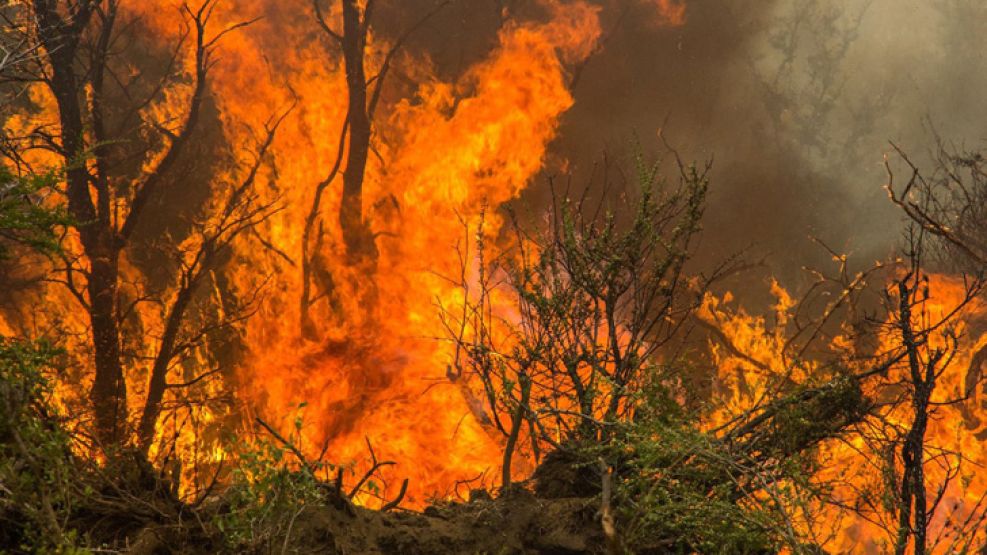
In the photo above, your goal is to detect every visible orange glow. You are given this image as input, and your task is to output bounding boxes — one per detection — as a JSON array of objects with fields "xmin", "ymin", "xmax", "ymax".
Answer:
[
  {"xmin": 701, "ymin": 275, "xmax": 987, "ymax": 553},
  {"xmin": 124, "ymin": 0, "xmax": 618, "ymax": 506}
]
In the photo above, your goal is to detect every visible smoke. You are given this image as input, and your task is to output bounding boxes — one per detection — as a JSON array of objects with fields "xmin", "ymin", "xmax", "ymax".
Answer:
[{"xmin": 513, "ymin": 0, "xmax": 987, "ymax": 296}]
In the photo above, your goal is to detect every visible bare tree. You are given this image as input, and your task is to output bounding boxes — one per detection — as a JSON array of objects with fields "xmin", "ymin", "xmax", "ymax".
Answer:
[
  {"xmin": 443, "ymin": 154, "xmax": 715, "ymax": 487},
  {"xmin": 887, "ymin": 141, "xmax": 987, "ymax": 272},
  {"xmin": 884, "ymin": 145, "xmax": 987, "ymax": 552},
  {"xmin": 888, "ymin": 241, "xmax": 951, "ymax": 555}
]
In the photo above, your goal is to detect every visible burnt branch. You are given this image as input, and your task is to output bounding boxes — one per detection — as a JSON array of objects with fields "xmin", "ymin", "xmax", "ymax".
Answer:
[{"xmin": 121, "ymin": 0, "xmax": 258, "ymax": 242}]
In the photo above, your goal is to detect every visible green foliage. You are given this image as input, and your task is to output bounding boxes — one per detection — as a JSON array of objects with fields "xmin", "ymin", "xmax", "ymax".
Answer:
[
  {"xmin": 214, "ymin": 416, "xmax": 329, "ymax": 551},
  {"xmin": 0, "ymin": 166, "xmax": 69, "ymax": 258},
  {"xmin": 0, "ymin": 337, "xmax": 88, "ymax": 554},
  {"xmin": 758, "ymin": 375, "xmax": 869, "ymax": 458},
  {"xmin": 613, "ymin": 424, "xmax": 778, "ymax": 554},
  {"xmin": 595, "ymin": 372, "xmax": 821, "ymax": 554}
]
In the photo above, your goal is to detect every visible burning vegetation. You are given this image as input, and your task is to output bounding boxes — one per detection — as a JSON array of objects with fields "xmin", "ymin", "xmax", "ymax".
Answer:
[{"xmin": 2, "ymin": 0, "xmax": 987, "ymax": 553}]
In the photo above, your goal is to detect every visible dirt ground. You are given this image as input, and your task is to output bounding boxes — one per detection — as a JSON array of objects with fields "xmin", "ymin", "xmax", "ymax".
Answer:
[{"xmin": 125, "ymin": 486, "xmax": 605, "ymax": 554}]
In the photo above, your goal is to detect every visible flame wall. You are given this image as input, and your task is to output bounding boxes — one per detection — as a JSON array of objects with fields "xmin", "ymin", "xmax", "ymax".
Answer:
[{"xmin": 122, "ymin": 0, "xmax": 688, "ymax": 505}]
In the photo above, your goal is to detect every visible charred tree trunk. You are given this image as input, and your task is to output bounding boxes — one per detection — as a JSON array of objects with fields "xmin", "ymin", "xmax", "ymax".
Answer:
[
  {"xmin": 30, "ymin": 0, "xmax": 218, "ymax": 449},
  {"xmin": 34, "ymin": 0, "xmax": 129, "ymax": 447},
  {"xmin": 894, "ymin": 278, "xmax": 938, "ymax": 555},
  {"xmin": 302, "ymin": 1, "xmax": 445, "ymax": 332},
  {"xmin": 339, "ymin": 0, "xmax": 376, "ymax": 262},
  {"xmin": 87, "ymin": 251, "xmax": 127, "ymax": 446},
  {"xmin": 300, "ymin": 0, "xmax": 376, "ymax": 337},
  {"xmin": 137, "ymin": 286, "xmax": 194, "ymax": 448}
]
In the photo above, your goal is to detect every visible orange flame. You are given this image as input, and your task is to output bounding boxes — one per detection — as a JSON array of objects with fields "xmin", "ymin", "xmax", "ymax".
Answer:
[
  {"xmin": 643, "ymin": 0, "xmax": 687, "ymax": 27},
  {"xmin": 703, "ymin": 275, "xmax": 987, "ymax": 553},
  {"xmin": 6, "ymin": 0, "xmax": 688, "ymax": 507},
  {"xmin": 232, "ymin": 0, "xmax": 602, "ymax": 506},
  {"xmin": 123, "ymin": 0, "xmax": 618, "ymax": 505}
]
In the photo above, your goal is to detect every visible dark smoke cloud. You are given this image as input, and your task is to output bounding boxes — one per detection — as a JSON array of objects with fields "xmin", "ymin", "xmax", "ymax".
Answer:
[{"xmin": 522, "ymin": 0, "xmax": 987, "ymax": 297}]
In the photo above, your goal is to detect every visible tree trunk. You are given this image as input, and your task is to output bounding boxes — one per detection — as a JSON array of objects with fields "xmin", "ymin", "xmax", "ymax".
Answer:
[
  {"xmin": 339, "ymin": 0, "xmax": 376, "ymax": 262},
  {"xmin": 37, "ymin": 1, "xmax": 128, "ymax": 448},
  {"xmin": 894, "ymin": 279, "xmax": 932, "ymax": 555},
  {"xmin": 88, "ymin": 250, "xmax": 127, "ymax": 446},
  {"xmin": 138, "ymin": 285, "xmax": 194, "ymax": 449}
]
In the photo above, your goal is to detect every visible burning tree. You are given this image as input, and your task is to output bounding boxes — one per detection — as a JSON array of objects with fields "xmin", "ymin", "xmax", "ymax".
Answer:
[
  {"xmin": 0, "ymin": 0, "xmax": 282, "ymax": 456},
  {"xmin": 883, "ymin": 141, "xmax": 987, "ymax": 553},
  {"xmin": 300, "ymin": 0, "xmax": 446, "ymax": 336},
  {"xmin": 0, "ymin": 0, "xmax": 640, "ymax": 510},
  {"xmin": 438, "ymin": 140, "xmax": 987, "ymax": 550},
  {"xmin": 885, "ymin": 237, "xmax": 980, "ymax": 555},
  {"xmin": 442, "ymin": 148, "xmax": 987, "ymax": 551},
  {"xmin": 696, "ymin": 224, "xmax": 987, "ymax": 552}
]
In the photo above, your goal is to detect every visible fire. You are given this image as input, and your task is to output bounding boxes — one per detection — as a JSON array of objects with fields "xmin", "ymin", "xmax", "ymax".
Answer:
[
  {"xmin": 113, "ymin": 0, "xmax": 647, "ymax": 506},
  {"xmin": 8, "ymin": 1, "xmax": 987, "ymax": 550},
  {"xmin": 226, "ymin": 0, "xmax": 602, "ymax": 506},
  {"xmin": 642, "ymin": 0, "xmax": 687, "ymax": 27},
  {"xmin": 702, "ymin": 274, "xmax": 987, "ymax": 553}
]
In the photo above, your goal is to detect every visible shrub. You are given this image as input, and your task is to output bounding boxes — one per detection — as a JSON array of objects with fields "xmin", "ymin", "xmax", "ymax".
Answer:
[
  {"xmin": 597, "ymin": 371, "xmax": 832, "ymax": 554},
  {"xmin": 214, "ymin": 417, "xmax": 329, "ymax": 551},
  {"xmin": 0, "ymin": 337, "xmax": 87, "ymax": 553}
]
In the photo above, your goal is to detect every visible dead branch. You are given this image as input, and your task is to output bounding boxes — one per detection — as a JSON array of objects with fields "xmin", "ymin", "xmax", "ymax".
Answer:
[
  {"xmin": 348, "ymin": 437, "xmax": 396, "ymax": 498},
  {"xmin": 380, "ymin": 478, "xmax": 408, "ymax": 512}
]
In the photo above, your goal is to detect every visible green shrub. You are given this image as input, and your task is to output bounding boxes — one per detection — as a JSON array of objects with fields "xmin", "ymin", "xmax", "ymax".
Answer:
[
  {"xmin": 0, "ymin": 166, "xmax": 69, "ymax": 258},
  {"xmin": 595, "ymin": 372, "xmax": 824, "ymax": 554},
  {"xmin": 0, "ymin": 338, "xmax": 88, "ymax": 554},
  {"xmin": 213, "ymin": 415, "xmax": 329, "ymax": 551}
]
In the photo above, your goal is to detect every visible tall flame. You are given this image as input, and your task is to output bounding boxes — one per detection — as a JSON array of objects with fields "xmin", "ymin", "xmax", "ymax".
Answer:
[{"xmin": 123, "ymin": 0, "xmax": 615, "ymax": 505}]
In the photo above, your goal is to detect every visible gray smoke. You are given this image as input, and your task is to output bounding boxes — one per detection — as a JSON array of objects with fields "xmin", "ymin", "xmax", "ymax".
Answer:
[{"xmin": 522, "ymin": 0, "xmax": 987, "ymax": 297}]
